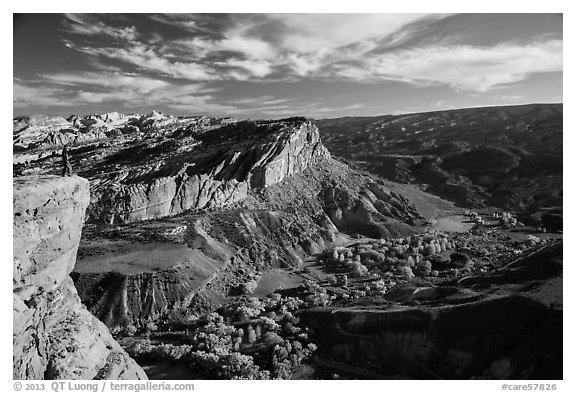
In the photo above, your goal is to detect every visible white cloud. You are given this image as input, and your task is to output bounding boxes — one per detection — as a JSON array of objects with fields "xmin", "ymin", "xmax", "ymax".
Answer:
[
  {"xmin": 496, "ymin": 95, "xmax": 524, "ymax": 101},
  {"xmin": 361, "ymin": 40, "xmax": 563, "ymax": 91},
  {"xmin": 224, "ymin": 59, "xmax": 273, "ymax": 78},
  {"xmin": 64, "ymin": 14, "xmax": 138, "ymax": 41},
  {"xmin": 20, "ymin": 13, "xmax": 562, "ymax": 115},
  {"xmin": 218, "ymin": 34, "xmax": 276, "ymax": 60},
  {"xmin": 15, "ymin": 71, "xmax": 219, "ymax": 111},
  {"xmin": 13, "ymin": 82, "xmax": 74, "ymax": 107},
  {"xmin": 42, "ymin": 71, "xmax": 170, "ymax": 93},
  {"xmin": 75, "ymin": 43, "xmax": 217, "ymax": 81},
  {"xmin": 225, "ymin": 95, "xmax": 295, "ymax": 106},
  {"xmin": 60, "ymin": 13, "xmax": 563, "ymax": 93},
  {"xmin": 173, "ymin": 14, "xmax": 446, "ymax": 79},
  {"xmin": 179, "ymin": 14, "xmax": 562, "ymax": 91},
  {"xmin": 285, "ymin": 53, "xmax": 325, "ymax": 77},
  {"xmin": 269, "ymin": 14, "xmax": 446, "ymax": 54}
]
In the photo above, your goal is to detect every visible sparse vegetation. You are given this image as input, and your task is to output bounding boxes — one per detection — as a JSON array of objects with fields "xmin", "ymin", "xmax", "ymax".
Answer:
[{"xmin": 127, "ymin": 293, "xmax": 317, "ymax": 379}]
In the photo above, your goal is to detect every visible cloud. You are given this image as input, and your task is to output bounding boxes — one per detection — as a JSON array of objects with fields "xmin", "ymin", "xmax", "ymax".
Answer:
[
  {"xmin": 13, "ymin": 82, "xmax": 74, "ymax": 108},
  {"xmin": 225, "ymin": 95, "xmax": 294, "ymax": 106},
  {"xmin": 63, "ymin": 14, "xmax": 138, "ymax": 41},
  {"xmin": 16, "ymin": 14, "xmax": 563, "ymax": 116},
  {"xmin": 103, "ymin": 45, "xmax": 216, "ymax": 81},
  {"xmin": 224, "ymin": 59, "xmax": 273, "ymax": 78},
  {"xmin": 63, "ymin": 16, "xmax": 218, "ymax": 82},
  {"xmin": 496, "ymin": 95, "xmax": 524, "ymax": 101},
  {"xmin": 147, "ymin": 14, "xmax": 562, "ymax": 92},
  {"xmin": 14, "ymin": 74, "xmax": 361, "ymax": 117},
  {"xmin": 42, "ymin": 71, "xmax": 171, "ymax": 93},
  {"xmin": 15, "ymin": 71, "xmax": 220, "ymax": 112},
  {"xmin": 358, "ymin": 40, "xmax": 563, "ymax": 91},
  {"xmin": 171, "ymin": 14, "xmax": 446, "ymax": 79},
  {"xmin": 268, "ymin": 14, "xmax": 448, "ymax": 54},
  {"xmin": 68, "ymin": 41, "xmax": 217, "ymax": 81},
  {"xmin": 59, "ymin": 14, "xmax": 563, "ymax": 92}
]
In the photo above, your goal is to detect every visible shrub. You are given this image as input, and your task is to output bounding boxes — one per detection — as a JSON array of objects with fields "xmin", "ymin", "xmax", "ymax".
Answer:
[
  {"xmin": 247, "ymin": 328, "xmax": 257, "ymax": 344},
  {"xmin": 397, "ymin": 265, "xmax": 415, "ymax": 279},
  {"xmin": 371, "ymin": 279, "xmax": 387, "ymax": 293},
  {"xmin": 189, "ymin": 350, "xmax": 270, "ymax": 380},
  {"xmin": 260, "ymin": 316, "xmax": 280, "ymax": 332},
  {"xmin": 415, "ymin": 260, "xmax": 432, "ymax": 277},
  {"xmin": 123, "ymin": 324, "xmax": 137, "ymax": 336},
  {"xmin": 351, "ymin": 261, "xmax": 368, "ymax": 277},
  {"xmin": 337, "ymin": 274, "xmax": 348, "ymax": 287},
  {"xmin": 406, "ymin": 255, "xmax": 415, "ymax": 267},
  {"xmin": 241, "ymin": 280, "xmax": 258, "ymax": 294},
  {"xmin": 264, "ymin": 331, "xmax": 283, "ymax": 345},
  {"xmin": 450, "ymin": 252, "xmax": 470, "ymax": 267},
  {"xmin": 332, "ymin": 249, "xmax": 339, "ymax": 261}
]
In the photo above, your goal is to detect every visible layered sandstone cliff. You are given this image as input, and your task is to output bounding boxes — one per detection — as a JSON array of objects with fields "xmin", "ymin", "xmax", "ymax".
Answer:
[
  {"xmin": 13, "ymin": 175, "xmax": 146, "ymax": 380},
  {"xmin": 85, "ymin": 120, "xmax": 330, "ymax": 224}
]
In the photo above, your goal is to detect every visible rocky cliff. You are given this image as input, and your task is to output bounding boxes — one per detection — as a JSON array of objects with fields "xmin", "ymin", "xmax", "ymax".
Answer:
[
  {"xmin": 13, "ymin": 175, "xmax": 146, "ymax": 380},
  {"xmin": 86, "ymin": 120, "xmax": 330, "ymax": 224},
  {"xmin": 14, "ymin": 117, "xmax": 330, "ymax": 224}
]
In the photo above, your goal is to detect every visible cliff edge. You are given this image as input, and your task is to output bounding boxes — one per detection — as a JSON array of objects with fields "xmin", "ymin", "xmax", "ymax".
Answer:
[{"xmin": 13, "ymin": 175, "xmax": 147, "ymax": 380}]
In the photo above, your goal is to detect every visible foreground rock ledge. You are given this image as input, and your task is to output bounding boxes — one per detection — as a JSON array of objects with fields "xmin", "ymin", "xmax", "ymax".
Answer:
[{"xmin": 13, "ymin": 175, "xmax": 147, "ymax": 380}]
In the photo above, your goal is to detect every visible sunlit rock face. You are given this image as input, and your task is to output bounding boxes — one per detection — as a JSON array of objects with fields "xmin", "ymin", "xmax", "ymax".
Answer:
[
  {"xmin": 14, "ymin": 116, "xmax": 330, "ymax": 224},
  {"xmin": 13, "ymin": 175, "xmax": 147, "ymax": 380},
  {"xmin": 87, "ymin": 121, "xmax": 330, "ymax": 224}
]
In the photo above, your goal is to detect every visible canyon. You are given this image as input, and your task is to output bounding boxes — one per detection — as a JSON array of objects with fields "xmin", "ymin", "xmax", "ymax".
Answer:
[{"xmin": 13, "ymin": 106, "xmax": 562, "ymax": 379}]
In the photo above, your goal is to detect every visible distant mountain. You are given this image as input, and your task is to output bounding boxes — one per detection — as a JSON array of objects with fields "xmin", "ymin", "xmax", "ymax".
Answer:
[{"xmin": 316, "ymin": 104, "xmax": 562, "ymax": 225}]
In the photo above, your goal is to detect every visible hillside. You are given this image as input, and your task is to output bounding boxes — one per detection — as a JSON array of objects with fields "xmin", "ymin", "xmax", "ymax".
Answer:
[{"xmin": 316, "ymin": 104, "xmax": 562, "ymax": 228}]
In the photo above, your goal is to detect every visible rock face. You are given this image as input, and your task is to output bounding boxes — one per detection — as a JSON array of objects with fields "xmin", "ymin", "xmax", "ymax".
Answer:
[
  {"xmin": 13, "ymin": 175, "xmax": 147, "ymax": 380},
  {"xmin": 14, "ymin": 117, "xmax": 330, "ymax": 224},
  {"xmin": 13, "ymin": 112, "xmax": 233, "ymax": 151},
  {"xmin": 13, "ymin": 115, "xmax": 73, "ymax": 148},
  {"xmin": 87, "ymin": 121, "xmax": 329, "ymax": 224}
]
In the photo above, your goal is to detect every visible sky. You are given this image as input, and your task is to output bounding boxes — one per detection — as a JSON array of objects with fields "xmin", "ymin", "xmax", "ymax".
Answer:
[{"xmin": 13, "ymin": 13, "xmax": 563, "ymax": 119}]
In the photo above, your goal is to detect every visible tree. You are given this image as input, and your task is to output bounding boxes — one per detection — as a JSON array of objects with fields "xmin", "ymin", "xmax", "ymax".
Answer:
[
  {"xmin": 351, "ymin": 261, "xmax": 368, "ymax": 277},
  {"xmin": 241, "ymin": 280, "xmax": 258, "ymax": 294},
  {"xmin": 247, "ymin": 326, "xmax": 257, "ymax": 344}
]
